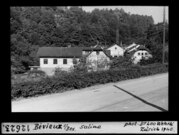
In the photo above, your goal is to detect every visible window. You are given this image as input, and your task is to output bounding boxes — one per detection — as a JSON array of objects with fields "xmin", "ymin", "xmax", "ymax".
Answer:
[
  {"xmin": 44, "ymin": 59, "xmax": 48, "ymax": 64},
  {"xmin": 53, "ymin": 59, "xmax": 57, "ymax": 64},
  {"xmin": 141, "ymin": 53, "xmax": 143, "ymax": 55},
  {"xmin": 138, "ymin": 52, "xmax": 140, "ymax": 55},
  {"xmin": 145, "ymin": 52, "xmax": 148, "ymax": 55},
  {"xmin": 115, "ymin": 47, "xmax": 117, "ymax": 50},
  {"xmin": 63, "ymin": 59, "xmax": 67, "ymax": 64}
]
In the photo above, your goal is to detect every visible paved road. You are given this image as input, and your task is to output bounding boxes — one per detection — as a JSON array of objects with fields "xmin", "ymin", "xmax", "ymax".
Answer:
[{"xmin": 12, "ymin": 73, "xmax": 168, "ymax": 112}]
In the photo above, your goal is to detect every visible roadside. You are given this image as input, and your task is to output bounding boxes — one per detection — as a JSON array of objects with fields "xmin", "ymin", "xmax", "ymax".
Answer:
[
  {"xmin": 12, "ymin": 73, "xmax": 167, "ymax": 102},
  {"xmin": 12, "ymin": 73, "xmax": 168, "ymax": 112}
]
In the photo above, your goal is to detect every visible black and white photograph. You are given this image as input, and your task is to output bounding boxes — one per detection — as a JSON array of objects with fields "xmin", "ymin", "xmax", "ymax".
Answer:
[{"xmin": 11, "ymin": 6, "xmax": 169, "ymax": 112}]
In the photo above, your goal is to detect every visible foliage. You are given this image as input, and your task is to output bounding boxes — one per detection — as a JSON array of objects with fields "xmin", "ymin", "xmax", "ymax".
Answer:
[
  {"xmin": 110, "ymin": 56, "xmax": 133, "ymax": 70},
  {"xmin": 27, "ymin": 70, "xmax": 46, "ymax": 78},
  {"xmin": 73, "ymin": 57, "xmax": 88, "ymax": 73},
  {"xmin": 54, "ymin": 67, "xmax": 69, "ymax": 77},
  {"xmin": 139, "ymin": 57, "xmax": 154, "ymax": 65},
  {"xmin": 10, "ymin": 6, "xmax": 167, "ymax": 74},
  {"xmin": 11, "ymin": 63, "xmax": 168, "ymax": 100}
]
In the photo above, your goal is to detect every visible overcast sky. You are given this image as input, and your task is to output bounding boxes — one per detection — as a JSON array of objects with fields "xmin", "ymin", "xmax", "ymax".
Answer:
[{"xmin": 81, "ymin": 6, "xmax": 168, "ymax": 24}]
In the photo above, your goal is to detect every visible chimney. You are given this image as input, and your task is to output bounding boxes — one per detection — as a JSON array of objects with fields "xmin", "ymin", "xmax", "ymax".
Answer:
[{"xmin": 120, "ymin": 41, "xmax": 123, "ymax": 47}]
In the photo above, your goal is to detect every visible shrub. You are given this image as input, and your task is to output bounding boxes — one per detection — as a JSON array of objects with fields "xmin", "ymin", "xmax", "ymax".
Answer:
[
  {"xmin": 54, "ymin": 67, "xmax": 69, "ymax": 77},
  {"xmin": 11, "ymin": 63, "xmax": 168, "ymax": 100},
  {"xmin": 73, "ymin": 57, "xmax": 88, "ymax": 74},
  {"xmin": 110, "ymin": 56, "xmax": 133, "ymax": 70},
  {"xmin": 27, "ymin": 70, "xmax": 46, "ymax": 78},
  {"xmin": 139, "ymin": 57, "xmax": 155, "ymax": 66}
]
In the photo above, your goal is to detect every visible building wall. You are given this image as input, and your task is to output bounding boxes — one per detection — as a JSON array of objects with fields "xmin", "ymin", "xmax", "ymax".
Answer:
[
  {"xmin": 132, "ymin": 50, "xmax": 152, "ymax": 64},
  {"xmin": 82, "ymin": 50, "xmax": 91, "ymax": 55},
  {"xmin": 40, "ymin": 58, "xmax": 79, "ymax": 75},
  {"xmin": 86, "ymin": 51, "xmax": 110, "ymax": 71},
  {"xmin": 107, "ymin": 44, "xmax": 124, "ymax": 57}
]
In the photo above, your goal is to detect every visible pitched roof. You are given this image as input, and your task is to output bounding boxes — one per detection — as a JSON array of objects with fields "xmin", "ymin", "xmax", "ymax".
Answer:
[
  {"xmin": 125, "ymin": 43, "xmax": 151, "ymax": 53},
  {"xmin": 37, "ymin": 47, "xmax": 83, "ymax": 58},
  {"xmin": 125, "ymin": 47, "xmax": 152, "ymax": 58},
  {"xmin": 137, "ymin": 45, "xmax": 151, "ymax": 53},
  {"xmin": 103, "ymin": 50, "xmax": 111, "ymax": 58},
  {"xmin": 124, "ymin": 43, "xmax": 137, "ymax": 50},
  {"xmin": 107, "ymin": 44, "xmax": 123, "ymax": 49},
  {"xmin": 37, "ymin": 46, "xmax": 111, "ymax": 58}
]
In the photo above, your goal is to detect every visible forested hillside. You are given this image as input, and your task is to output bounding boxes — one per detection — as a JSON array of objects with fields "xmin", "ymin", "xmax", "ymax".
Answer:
[{"xmin": 10, "ymin": 6, "xmax": 168, "ymax": 74}]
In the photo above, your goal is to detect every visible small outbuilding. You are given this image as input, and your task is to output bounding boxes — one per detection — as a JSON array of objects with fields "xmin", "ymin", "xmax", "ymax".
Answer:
[{"xmin": 106, "ymin": 44, "xmax": 124, "ymax": 57}]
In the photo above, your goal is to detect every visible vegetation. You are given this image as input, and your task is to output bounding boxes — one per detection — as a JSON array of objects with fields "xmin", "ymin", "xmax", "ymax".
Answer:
[
  {"xmin": 11, "ymin": 70, "xmax": 46, "ymax": 85},
  {"xmin": 11, "ymin": 7, "xmax": 169, "ymax": 100},
  {"xmin": 10, "ymin": 6, "xmax": 168, "ymax": 74},
  {"xmin": 11, "ymin": 63, "xmax": 168, "ymax": 100},
  {"xmin": 110, "ymin": 56, "xmax": 133, "ymax": 70}
]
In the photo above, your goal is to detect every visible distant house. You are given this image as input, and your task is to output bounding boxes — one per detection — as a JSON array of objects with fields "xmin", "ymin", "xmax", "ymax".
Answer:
[
  {"xmin": 37, "ymin": 47, "xmax": 83, "ymax": 75},
  {"xmin": 84, "ymin": 45, "xmax": 111, "ymax": 72},
  {"xmin": 125, "ymin": 43, "xmax": 152, "ymax": 64},
  {"xmin": 106, "ymin": 44, "xmax": 124, "ymax": 57},
  {"xmin": 37, "ymin": 46, "xmax": 111, "ymax": 75}
]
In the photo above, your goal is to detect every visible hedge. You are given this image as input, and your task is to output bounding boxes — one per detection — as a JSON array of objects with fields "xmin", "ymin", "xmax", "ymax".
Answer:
[{"xmin": 11, "ymin": 63, "xmax": 168, "ymax": 100}]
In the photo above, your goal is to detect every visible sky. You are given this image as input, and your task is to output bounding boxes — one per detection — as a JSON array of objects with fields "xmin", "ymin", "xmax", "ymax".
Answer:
[{"xmin": 81, "ymin": 6, "xmax": 169, "ymax": 24}]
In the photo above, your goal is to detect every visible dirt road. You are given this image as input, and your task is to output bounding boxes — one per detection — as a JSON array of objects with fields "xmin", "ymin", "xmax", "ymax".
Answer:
[{"xmin": 12, "ymin": 73, "xmax": 168, "ymax": 112}]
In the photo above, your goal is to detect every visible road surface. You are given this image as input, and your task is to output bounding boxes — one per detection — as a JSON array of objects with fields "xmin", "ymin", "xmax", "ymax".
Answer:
[{"xmin": 12, "ymin": 73, "xmax": 168, "ymax": 112}]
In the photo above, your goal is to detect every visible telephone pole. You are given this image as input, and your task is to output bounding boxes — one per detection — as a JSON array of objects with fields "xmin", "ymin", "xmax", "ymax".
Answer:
[
  {"xmin": 116, "ymin": 15, "xmax": 119, "ymax": 45},
  {"xmin": 162, "ymin": 6, "xmax": 166, "ymax": 64}
]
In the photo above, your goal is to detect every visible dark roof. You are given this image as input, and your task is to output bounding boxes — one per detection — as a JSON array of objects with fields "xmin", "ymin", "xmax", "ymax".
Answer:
[
  {"xmin": 103, "ymin": 50, "xmax": 111, "ymax": 58},
  {"xmin": 137, "ymin": 45, "xmax": 151, "ymax": 53},
  {"xmin": 37, "ymin": 47, "xmax": 83, "ymax": 58},
  {"xmin": 37, "ymin": 46, "xmax": 111, "ymax": 58},
  {"xmin": 137, "ymin": 45, "xmax": 147, "ymax": 50}
]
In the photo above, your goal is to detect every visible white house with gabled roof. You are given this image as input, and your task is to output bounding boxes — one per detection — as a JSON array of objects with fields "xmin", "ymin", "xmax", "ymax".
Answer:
[
  {"xmin": 106, "ymin": 44, "xmax": 124, "ymax": 57},
  {"xmin": 124, "ymin": 43, "xmax": 152, "ymax": 64},
  {"xmin": 37, "ymin": 47, "xmax": 83, "ymax": 75},
  {"xmin": 85, "ymin": 45, "xmax": 111, "ymax": 72},
  {"xmin": 37, "ymin": 45, "xmax": 111, "ymax": 75}
]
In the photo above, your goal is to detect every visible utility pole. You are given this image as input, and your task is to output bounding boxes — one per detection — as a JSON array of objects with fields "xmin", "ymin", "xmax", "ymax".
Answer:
[
  {"xmin": 162, "ymin": 6, "xmax": 166, "ymax": 64},
  {"xmin": 116, "ymin": 15, "xmax": 119, "ymax": 45},
  {"xmin": 114, "ymin": 10, "xmax": 120, "ymax": 45}
]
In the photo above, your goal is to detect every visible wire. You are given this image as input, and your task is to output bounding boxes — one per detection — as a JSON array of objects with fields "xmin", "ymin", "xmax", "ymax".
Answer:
[{"xmin": 132, "ymin": 30, "xmax": 165, "ymax": 39}]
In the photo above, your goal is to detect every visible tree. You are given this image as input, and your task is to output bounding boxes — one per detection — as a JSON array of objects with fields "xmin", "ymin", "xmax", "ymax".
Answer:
[{"xmin": 10, "ymin": 6, "xmax": 157, "ymax": 74}]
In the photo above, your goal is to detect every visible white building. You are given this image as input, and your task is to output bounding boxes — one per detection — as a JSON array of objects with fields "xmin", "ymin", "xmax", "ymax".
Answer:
[
  {"xmin": 85, "ymin": 46, "xmax": 111, "ymax": 71},
  {"xmin": 125, "ymin": 43, "xmax": 152, "ymax": 64},
  {"xmin": 106, "ymin": 44, "xmax": 124, "ymax": 57},
  {"xmin": 131, "ymin": 50, "xmax": 152, "ymax": 64},
  {"xmin": 37, "ymin": 46, "xmax": 111, "ymax": 75},
  {"xmin": 37, "ymin": 47, "xmax": 82, "ymax": 75}
]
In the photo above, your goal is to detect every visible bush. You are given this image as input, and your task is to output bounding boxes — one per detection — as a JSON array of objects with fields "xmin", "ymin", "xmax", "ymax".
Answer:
[
  {"xmin": 27, "ymin": 70, "xmax": 46, "ymax": 78},
  {"xmin": 72, "ymin": 57, "xmax": 88, "ymax": 74},
  {"xmin": 54, "ymin": 67, "xmax": 69, "ymax": 77},
  {"xmin": 110, "ymin": 56, "xmax": 133, "ymax": 70},
  {"xmin": 11, "ymin": 63, "xmax": 168, "ymax": 100},
  {"xmin": 139, "ymin": 57, "xmax": 155, "ymax": 66}
]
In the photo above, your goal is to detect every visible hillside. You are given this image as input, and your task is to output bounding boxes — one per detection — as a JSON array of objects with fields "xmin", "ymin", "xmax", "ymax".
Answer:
[{"xmin": 10, "ymin": 6, "xmax": 168, "ymax": 74}]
